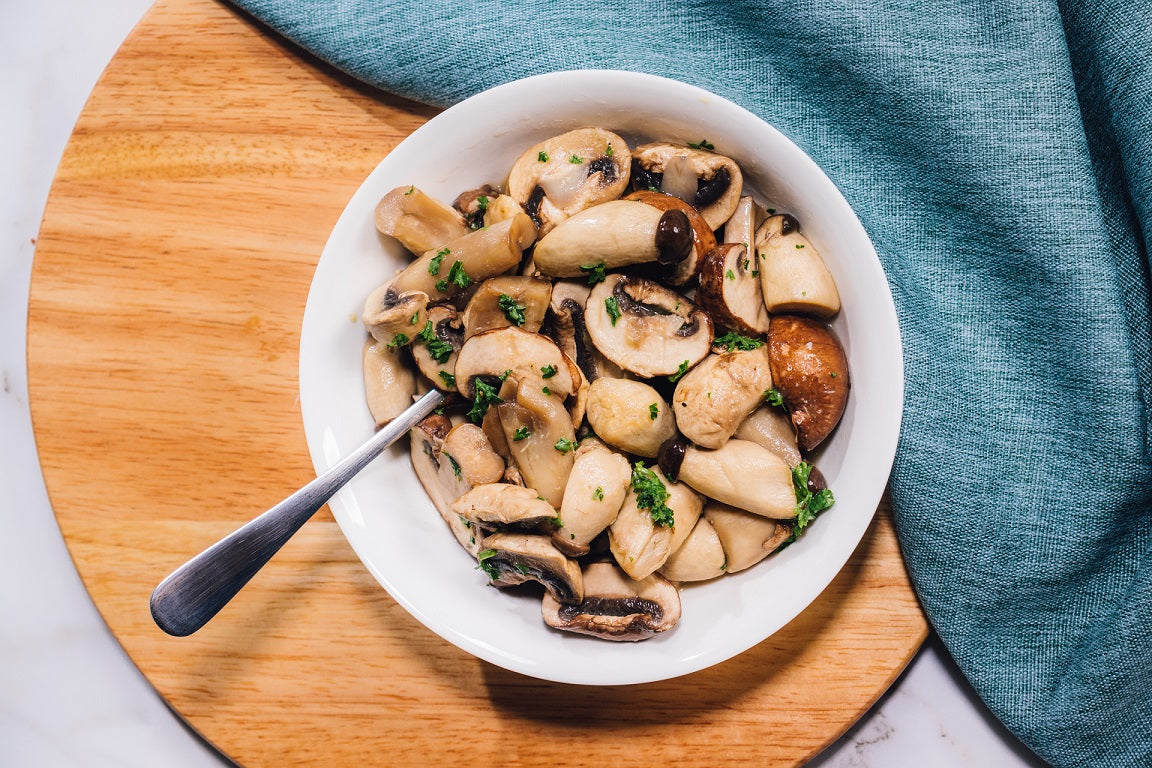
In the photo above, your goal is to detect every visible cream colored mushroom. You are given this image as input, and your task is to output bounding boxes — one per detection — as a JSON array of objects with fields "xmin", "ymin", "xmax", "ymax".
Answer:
[
  {"xmin": 695, "ymin": 243, "xmax": 771, "ymax": 335},
  {"xmin": 362, "ymin": 283, "xmax": 428, "ymax": 347},
  {"xmin": 545, "ymin": 280, "xmax": 624, "ymax": 383},
  {"xmin": 451, "ymin": 483, "xmax": 559, "ymax": 531},
  {"xmin": 542, "ymin": 562, "xmax": 681, "ymax": 641},
  {"xmin": 631, "ymin": 142, "xmax": 743, "ymax": 230},
  {"xmin": 659, "ymin": 438, "xmax": 795, "ymax": 519},
  {"xmin": 410, "ymin": 304, "xmax": 464, "ymax": 391},
  {"xmin": 374, "ymin": 186, "xmax": 470, "ymax": 255},
  {"xmin": 585, "ymin": 378, "xmax": 676, "ymax": 458},
  {"xmin": 454, "ymin": 326, "xmax": 580, "ymax": 401},
  {"xmin": 552, "ymin": 440, "xmax": 630, "ymax": 556},
  {"xmin": 462, "ymin": 276, "xmax": 553, "ymax": 339},
  {"xmin": 608, "ymin": 463, "xmax": 702, "ymax": 580},
  {"xmin": 722, "ymin": 195, "xmax": 768, "ymax": 253},
  {"xmin": 659, "ymin": 515, "xmax": 726, "ymax": 582},
  {"xmin": 755, "ymin": 214, "xmax": 841, "ymax": 318},
  {"xmin": 704, "ymin": 502, "xmax": 792, "ymax": 573},
  {"xmin": 362, "ymin": 337, "xmax": 417, "ymax": 427},
  {"xmin": 733, "ymin": 404, "xmax": 801, "ymax": 467},
  {"xmin": 477, "ymin": 533, "xmax": 583, "ymax": 604},
  {"xmin": 494, "ymin": 377, "xmax": 577, "ymax": 509},
  {"xmin": 672, "ymin": 344, "xmax": 773, "ymax": 449}
]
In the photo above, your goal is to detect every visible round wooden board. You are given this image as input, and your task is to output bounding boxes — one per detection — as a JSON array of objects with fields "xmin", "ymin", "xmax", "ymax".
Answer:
[{"xmin": 27, "ymin": 0, "xmax": 928, "ymax": 765}]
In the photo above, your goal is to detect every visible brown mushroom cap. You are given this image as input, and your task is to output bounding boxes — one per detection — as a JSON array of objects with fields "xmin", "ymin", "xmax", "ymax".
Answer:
[
  {"xmin": 584, "ymin": 274, "xmax": 714, "ymax": 378},
  {"xmin": 631, "ymin": 142, "xmax": 743, "ymax": 230},
  {"xmin": 767, "ymin": 314, "xmax": 850, "ymax": 453},
  {"xmin": 541, "ymin": 561, "xmax": 681, "ymax": 641},
  {"xmin": 623, "ymin": 190, "xmax": 717, "ymax": 286},
  {"xmin": 695, "ymin": 243, "xmax": 771, "ymax": 336}
]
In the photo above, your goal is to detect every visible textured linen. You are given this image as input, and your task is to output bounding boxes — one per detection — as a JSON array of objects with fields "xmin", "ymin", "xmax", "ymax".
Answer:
[{"xmin": 227, "ymin": 0, "xmax": 1152, "ymax": 764}]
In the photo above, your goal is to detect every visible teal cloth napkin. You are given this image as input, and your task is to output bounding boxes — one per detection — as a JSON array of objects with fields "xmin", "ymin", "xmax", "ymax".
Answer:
[{"xmin": 228, "ymin": 0, "xmax": 1151, "ymax": 764}]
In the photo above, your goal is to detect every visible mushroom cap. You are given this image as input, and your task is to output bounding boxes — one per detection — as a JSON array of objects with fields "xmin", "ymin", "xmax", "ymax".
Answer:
[
  {"xmin": 631, "ymin": 142, "xmax": 743, "ymax": 230},
  {"xmin": 659, "ymin": 515, "xmax": 727, "ymax": 582},
  {"xmin": 477, "ymin": 533, "xmax": 583, "ymax": 604},
  {"xmin": 410, "ymin": 304, "xmax": 464, "ymax": 391},
  {"xmin": 362, "ymin": 284, "xmax": 428, "ymax": 347},
  {"xmin": 362, "ymin": 337, "xmax": 417, "ymax": 428},
  {"xmin": 507, "ymin": 128, "xmax": 631, "ymax": 235},
  {"xmin": 677, "ymin": 439, "xmax": 796, "ymax": 519},
  {"xmin": 451, "ymin": 482, "xmax": 559, "ymax": 531},
  {"xmin": 544, "ymin": 280, "xmax": 624, "ymax": 384},
  {"xmin": 767, "ymin": 314, "xmax": 850, "ymax": 453},
  {"xmin": 374, "ymin": 185, "xmax": 470, "ymax": 255},
  {"xmin": 585, "ymin": 378, "xmax": 677, "ymax": 458},
  {"xmin": 703, "ymin": 501, "xmax": 792, "ymax": 573},
  {"xmin": 623, "ymin": 190, "xmax": 717, "ymax": 286},
  {"xmin": 553, "ymin": 444, "xmax": 631, "ymax": 556},
  {"xmin": 462, "ymin": 276, "xmax": 553, "ymax": 340},
  {"xmin": 672, "ymin": 345, "xmax": 774, "ymax": 450},
  {"xmin": 454, "ymin": 326, "xmax": 579, "ymax": 400},
  {"xmin": 695, "ymin": 243, "xmax": 771, "ymax": 336},
  {"xmin": 541, "ymin": 561, "xmax": 681, "ymax": 641},
  {"xmin": 584, "ymin": 274, "xmax": 713, "ymax": 378}
]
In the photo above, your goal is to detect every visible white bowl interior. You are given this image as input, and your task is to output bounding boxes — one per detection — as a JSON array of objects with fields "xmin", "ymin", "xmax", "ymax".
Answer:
[{"xmin": 299, "ymin": 70, "xmax": 903, "ymax": 685}]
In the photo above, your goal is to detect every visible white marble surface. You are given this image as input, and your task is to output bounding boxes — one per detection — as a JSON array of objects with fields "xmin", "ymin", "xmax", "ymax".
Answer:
[{"xmin": 0, "ymin": 2, "xmax": 1049, "ymax": 766}]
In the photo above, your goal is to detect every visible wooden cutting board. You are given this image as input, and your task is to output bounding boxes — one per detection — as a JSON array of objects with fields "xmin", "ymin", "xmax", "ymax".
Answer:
[{"xmin": 26, "ymin": 0, "xmax": 928, "ymax": 765}]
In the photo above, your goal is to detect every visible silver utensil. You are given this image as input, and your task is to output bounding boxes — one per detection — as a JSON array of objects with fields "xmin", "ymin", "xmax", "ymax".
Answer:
[{"xmin": 149, "ymin": 388, "xmax": 447, "ymax": 636}]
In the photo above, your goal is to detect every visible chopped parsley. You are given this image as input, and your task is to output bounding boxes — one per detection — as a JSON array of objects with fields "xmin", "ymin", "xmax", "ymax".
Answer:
[
  {"xmin": 795, "ymin": 243, "xmax": 805, "ymax": 249},
  {"xmin": 467, "ymin": 377, "xmax": 504, "ymax": 423},
  {"xmin": 593, "ymin": 486, "xmax": 604, "ymax": 501},
  {"xmin": 445, "ymin": 452, "xmax": 461, "ymax": 477},
  {"xmin": 498, "ymin": 293, "xmax": 527, "ymax": 326},
  {"xmin": 687, "ymin": 138, "xmax": 715, "ymax": 151},
  {"xmin": 467, "ymin": 195, "xmax": 490, "ymax": 230},
  {"xmin": 428, "ymin": 247, "xmax": 448, "ymax": 275},
  {"xmin": 435, "ymin": 260, "xmax": 471, "ymax": 292},
  {"xmin": 725, "ymin": 269, "xmax": 736, "ymax": 280},
  {"xmin": 569, "ymin": 154, "xmax": 583, "ymax": 164},
  {"xmin": 579, "ymin": 262, "xmax": 606, "ymax": 285},
  {"xmin": 542, "ymin": 385, "xmax": 552, "ymax": 396},
  {"xmin": 387, "ymin": 333, "xmax": 409, "ymax": 348},
  {"xmin": 788, "ymin": 462, "xmax": 835, "ymax": 542},
  {"xmin": 764, "ymin": 387, "xmax": 785, "ymax": 408},
  {"xmin": 605, "ymin": 144, "xmax": 614, "ymax": 156},
  {"xmin": 713, "ymin": 331, "xmax": 764, "ymax": 351},
  {"xmin": 404, "ymin": 185, "xmax": 415, "ymax": 196},
  {"xmin": 540, "ymin": 364, "xmax": 557, "ymax": 378},
  {"xmin": 512, "ymin": 426, "xmax": 531, "ymax": 441},
  {"xmin": 409, "ymin": 311, "xmax": 420, "ymax": 325},
  {"xmin": 476, "ymin": 549, "xmax": 500, "ymax": 579},
  {"xmin": 553, "ymin": 437, "xmax": 578, "ymax": 455},
  {"xmin": 630, "ymin": 461, "xmax": 674, "ymax": 528},
  {"xmin": 604, "ymin": 296, "xmax": 621, "ymax": 326},
  {"xmin": 418, "ymin": 320, "xmax": 454, "ymax": 363},
  {"xmin": 537, "ymin": 151, "xmax": 549, "ymax": 162},
  {"xmin": 649, "ymin": 403, "xmax": 659, "ymax": 420},
  {"xmin": 438, "ymin": 370, "xmax": 456, "ymax": 388},
  {"xmin": 667, "ymin": 360, "xmax": 691, "ymax": 383}
]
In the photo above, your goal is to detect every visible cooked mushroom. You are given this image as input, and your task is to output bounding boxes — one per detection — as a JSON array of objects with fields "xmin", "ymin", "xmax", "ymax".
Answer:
[
  {"xmin": 462, "ymin": 276, "xmax": 553, "ymax": 339},
  {"xmin": 659, "ymin": 515, "xmax": 726, "ymax": 582},
  {"xmin": 362, "ymin": 283, "xmax": 428, "ymax": 347},
  {"xmin": 695, "ymin": 243, "xmax": 771, "ymax": 335},
  {"xmin": 531, "ymin": 200, "xmax": 694, "ymax": 278},
  {"xmin": 659, "ymin": 437, "xmax": 795, "ymax": 519},
  {"xmin": 623, "ymin": 190, "xmax": 717, "ymax": 286},
  {"xmin": 507, "ymin": 128, "xmax": 631, "ymax": 235},
  {"xmin": 452, "ymin": 185, "xmax": 501, "ymax": 230},
  {"xmin": 451, "ymin": 483, "xmax": 559, "ymax": 531},
  {"xmin": 544, "ymin": 280, "xmax": 624, "ymax": 383},
  {"xmin": 494, "ymin": 377, "xmax": 577, "ymax": 508},
  {"xmin": 375, "ymin": 186, "xmax": 470, "ymax": 255},
  {"xmin": 484, "ymin": 194, "xmax": 528, "ymax": 228},
  {"xmin": 609, "ymin": 463, "xmax": 702, "ymax": 580},
  {"xmin": 454, "ymin": 326, "xmax": 580, "ymax": 401},
  {"xmin": 584, "ymin": 274, "xmax": 714, "ymax": 378},
  {"xmin": 477, "ymin": 533, "xmax": 583, "ymax": 604},
  {"xmin": 767, "ymin": 314, "xmax": 850, "ymax": 452},
  {"xmin": 541, "ymin": 561, "xmax": 680, "ymax": 641},
  {"xmin": 722, "ymin": 195, "xmax": 767, "ymax": 253},
  {"xmin": 631, "ymin": 142, "xmax": 742, "ymax": 230},
  {"xmin": 704, "ymin": 502, "xmax": 792, "ymax": 573},
  {"xmin": 755, "ymin": 214, "xmax": 841, "ymax": 318},
  {"xmin": 362, "ymin": 337, "xmax": 417, "ymax": 427},
  {"xmin": 585, "ymin": 378, "xmax": 676, "ymax": 458},
  {"xmin": 390, "ymin": 213, "xmax": 537, "ymax": 300},
  {"xmin": 672, "ymin": 345, "xmax": 773, "ymax": 449},
  {"xmin": 410, "ymin": 304, "xmax": 464, "ymax": 391},
  {"xmin": 553, "ymin": 441, "xmax": 630, "ymax": 556},
  {"xmin": 734, "ymin": 404, "xmax": 801, "ymax": 466}
]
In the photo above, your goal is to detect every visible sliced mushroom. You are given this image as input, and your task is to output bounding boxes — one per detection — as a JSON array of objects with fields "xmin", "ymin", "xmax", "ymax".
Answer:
[
  {"xmin": 362, "ymin": 284, "xmax": 428, "ymax": 347},
  {"xmin": 391, "ymin": 213, "xmax": 537, "ymax": 300},
  {"xmin": 544, "ymin": 280, "xmax": 624, "ymax": 383},
  {"xmin": 531, "ymin": 200, "xmax": 694, "ymax": 278},
  {"xmin": 722, "ymin": 195, "xmax": 768, "ymax": 253},
  {"xmin": 362, "ymin": 338, "xmax": 417, "ymax": 427},
  {"xmin": 659, "ymin": 437, "xmax": 795, "ymax": 519},
  {"xmin": 541, "ymin": 562, "xmax": 680, "ymax": 641},
  {"xmin": 451, "ymin": 483, "xmax": 559, "ymax": 531},
  {"xmin": 477, "ymin": 533, "xmax": 583, "ymax": 604},
  {"xmin": 767, "ymin": 315, "xmax": 850, "ymax": 453},
  {"xmin": 507, "ymin": 128, "xmax": 631, "ymax": 235},
  {"xmin": 609, "ymin": 464, "xmax": 702, "ymax": 580},
  {"xmin": 462, "ymin": 276, "xmax": 553, "ymax": 339},
  {"xmin": 733, "ymin": 404, "xmax": 801, "ymax": 467},
  {"xmin": 484, "ymin": 194, "xmax": 528, "ymax": 228},
  {"xmin": 755, "ymin": 214, "xmax": 841, "ymax": 318},
  {"xmin": 659, "ymin": 515, "xmax": 726, "ymax": 582},
  {"xmin": 410, "ymin": 305, "xmax": 464, "ymax": 391},
  {"xmin": 672, "ymin": 345, "xmax": 773, "ymax": 449},
  {"xmin": 585, "ymin": 274, "xmax": 714, "ymax": 378},
  {"xmin": 452, "ymin": 185, "xmax": 501, "ymax": 230},
  {"xmin": 374, "ymin": 186, "xmax": 470, "ymax": 255},
  {"xmin": 695, "ymin": 243, "xmax": 771, "ymax": 335},
  {"xmin": 454, "ymin": 326, "xmax": 580, "ymax": 401},
  {"xmin": 623, "ymin": 190, "xmax": 717, "ymax": 286},
  {"xmin": 585, "ymin": 378, "xmax": 676, "ymax": 458},
  {"xmin": 495, "ymin": 377, "xmax": 577, "ymax": 509},
  {"xmin": 704, "ymin": 502, "xmax": 792, "ymax": 573},
  {"xmin": 553, "ymin": 440, "xmax": 630, "ymax": 556},
  {"xmin": 631, "ymin": 142, "xmax": 742, "ymax": 230}
]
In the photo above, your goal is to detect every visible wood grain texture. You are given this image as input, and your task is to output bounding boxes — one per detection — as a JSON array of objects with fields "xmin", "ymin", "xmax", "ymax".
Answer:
[{"xmin": 26, "ymin": 0, "xmax": 928, "ymax": 765}]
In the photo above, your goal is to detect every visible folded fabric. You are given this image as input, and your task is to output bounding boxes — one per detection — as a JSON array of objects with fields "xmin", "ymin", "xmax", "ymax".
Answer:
[{"xmin": 227, "ymin": 0, "xmax": 1152, "ymax": 764}]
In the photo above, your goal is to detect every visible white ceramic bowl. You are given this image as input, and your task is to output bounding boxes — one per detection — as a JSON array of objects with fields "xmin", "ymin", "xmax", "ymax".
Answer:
[{"xmin": 299, "ymin": 70, "xmax": 902, "ymax": 685}]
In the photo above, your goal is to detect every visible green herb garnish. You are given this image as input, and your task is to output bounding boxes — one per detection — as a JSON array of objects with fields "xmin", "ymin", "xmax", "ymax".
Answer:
[
  {"xmin": 537, "ymin": 151, "xmax": 549, "ymax": 162},
  {"xmin": 687, "ymin": 139, "xmax": 715, "ymax": 151},
  {"xmin": 428, "ymin": 247, "xmax": 448, "ymax": 275},
  {"xmin": 787, "ymin": 462, "xmax": 835, "ymax": 542},
  {"xmin": 418, "ymin": 320, "xmax": 454, "ymax": 363},
  {"xmin": 667, "ymin": 360, "xmax": 691, "ymax": 383},
  {"xmin": 569, "ymin": 154, "xmax": 583, "ymax": 164},
  {"xmin": 649, "ymin": 403, "xmax": 659, "ymax": 420},
  {"xmin": 713, "ymin": 331, "xmax": 764, "ymax": 351},
  {"xmin": 409, "ymin": 311, "xmax": 420, "ymax": 325},
  {"xmin": 540, "ymin": 364, "xmax": 557, "ymax": 379},
  {"xmin": 605, "ymin": 144, "xmax": 614, "ymax": 156},
  {"xmin": 467, "ymin": 377, "xmax": 504, "ymax": 423},
  {"xmin": 604, "ymin": 296, "xmax": 621, "ymax": 326},
  {"xmin": 579, "ymin": 262, "xmax": 606, "ymax": 285},
  {"xmin": 435, "ymin": 260, "xmax": 471, "ymax": 292},
  {"xmin": 764, "ymin": 388, "xmax": 785, "ymax": 408},
  {"xmin": 553, "ymin": 437, "xmax": 577, "ymax": 455},
  {"xmin": 513, "ymin": 426, "xmax": 530, "ymax": 441},
  {"xmin": 476, "ymin": 548, "xmax": 500, "ymax": 579},
  {"xmin": 445, "ymin": 452, "xmax": 461, "ymax": 477},
  {"xmin": 404, "ymin": 186, "xmax": 415, "ymax": 196},
  {"xmin": 498, "ymin": 293, "xmax": 527, "ymax": 326},
  {"xmin": 387, "ymin": 333, "xmax": 409, "ymax": 349},
  {"xmin": 593, "ymin": 486, "xmax": 604, "ymax": 501},
  {"xmin": 438, "ymin": 370, "xmax": 456, "ymax": 388},
  {"xmin": 725, "ymin": 269, "xmax": 736, "ymax": 280},
  {"xmin": 630, "ymin": 462, "xmax": 674, "ymax": 528}
]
